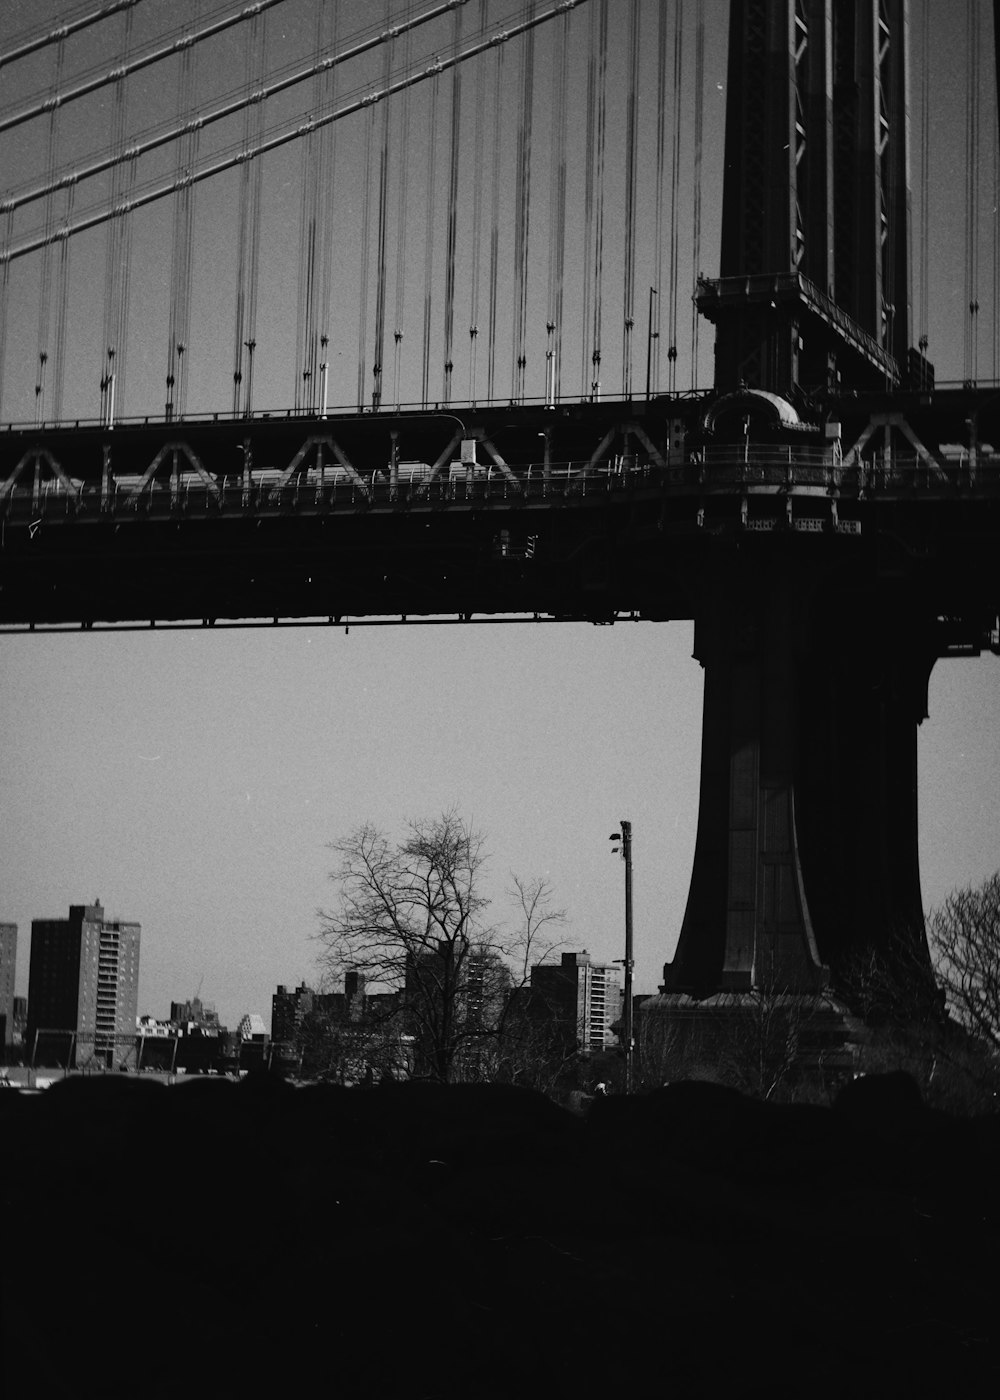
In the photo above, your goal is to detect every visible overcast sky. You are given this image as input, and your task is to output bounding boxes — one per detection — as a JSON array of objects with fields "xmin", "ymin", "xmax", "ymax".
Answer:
[{"xmin": 1, "ymin": 0, "xmax": 998, "ymax": 1029}]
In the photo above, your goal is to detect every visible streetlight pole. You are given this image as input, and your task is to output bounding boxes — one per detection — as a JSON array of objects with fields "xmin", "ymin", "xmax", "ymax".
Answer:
[{"xmin": 610, "ymin": 819, "xmax": 635, "ymax": 1093}]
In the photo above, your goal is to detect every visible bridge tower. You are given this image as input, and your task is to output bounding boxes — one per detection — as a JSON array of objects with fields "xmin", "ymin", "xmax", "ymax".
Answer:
[
  {"xmin": 698, "ymin": 0, "xmax": 916, "ymax": 397},
  {"xmin": 661, "ymin": 0, "xmax": 936, "ymax": 1029}
]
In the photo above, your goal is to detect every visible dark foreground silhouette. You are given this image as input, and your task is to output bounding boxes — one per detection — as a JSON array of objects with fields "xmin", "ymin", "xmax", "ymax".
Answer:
[{"xmin": 3, "ymin": 1073, "xmax": 998, "ymax": 1397}]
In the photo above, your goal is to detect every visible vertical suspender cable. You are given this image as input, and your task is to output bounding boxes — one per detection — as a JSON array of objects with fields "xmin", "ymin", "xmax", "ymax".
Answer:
[
  {"xmin": 47, "ymin": 30, "xmax": 75, "ymax": 421},
  {"xmin": 584, "ymin": 0, "xmax": 609, "ymax": 400},
  {"xmin": 486, "ymin": 38, "xmax": 504, "ymax": 402},
  {"xmin": 442, "ymin": 5, "xmax": 463, "ymax": 405},
  {"xmin": 232, "ymin": 9, "xmax": 267, "ymax": 416},
  {"xmin": 393, "ymin": 19, "xmax": 412, "ymax": 410},
  {"xmin": 917, "ymin": 0, "xmax": 930, "ymax": 362},
  {"xmin": 0, "ymin": 208, "xmax": 13, "ymax": 418},
  {"xmin": 421, "ymin": 67, "xmax": 441, "ymax": 408},
  {"xmin": 294, "ymin": 1, "xmax": 325, "ymax": 412},
  {"xmin": 294, "ymin": 135, "xmax": 318, "ymax": 411},
  {"xmin": 468, "ymin": 0, "xmax": 488, "ymax": 404},
  {"xmin": 957, "ymin": 0, "xmax": 963, "ymax": 383},
  {"xmin": 166, "ymin": 0, "xmax": 200, "ymax": 419},
  {"xmin": 318, "ymin": 3, "xmax": 339, "ymax": 415},
  {"xmin": 965, "ymin": 0, "xmax": 980, "ymax": 384},
  {"xmin": 357, "ymin": 102, "xmax": 376, "ymax": 410},
  {"xmin": 667, "ymin": 0, "xmax": 683, "ymax": 393},
  {"xmin": 651, "ymin": 0, "xmax": 669, "ymax": 397},
  {"xmin": 372, "ymin": 6, "xmax": 394, "ymax": 411},
  {"xmin": 972, "ymin": 0, "xmax": 981, "ymax": 384},
  {"xmin": 994, "ymin": 86, "xmax": 999, "ymax": 381},
  {"xmin": 35, "ymin": 35, "xmax": 66, "ymax": 422},
  {"xmin": 51, "ymin": 177, "xmax": 75, "ymax": 423},
  {"xmin": 511, "ymin": 8, "xmax": 536, "ymax": 403},
  {"xmin": 545, "ymin": 5, "xmax": 569, "ymax": 405},
  {"xmin": 689, "ymin": 0, "xmax": 705, "ymax": 389},
  {"xmin": 621, "ymin": 0, "xmax": 641, "ymax": 398},
  {"xmin": 101, "ymin": 7, "xmax": 137, "ymax": 424},
  {"xmin": 580, "ymin": 0, "xmax": 599, "ymax": 397}
]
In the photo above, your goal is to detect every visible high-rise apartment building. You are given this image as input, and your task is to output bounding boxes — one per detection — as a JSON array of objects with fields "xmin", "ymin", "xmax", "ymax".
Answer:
[
  {"xmin": 0, "ymin": 923, "xmax": 16, "ymax": 1054},
  {"xmin": 27, "ymin": 902, "xmax": 140, "ymax": 1068},
  {"xmin": 272, "ymin": 983, "xmax": 316, "ymax": 1045},
  {"xmin": 530, "ymin": 951, "xmax": 623, "ymax": 1054}
]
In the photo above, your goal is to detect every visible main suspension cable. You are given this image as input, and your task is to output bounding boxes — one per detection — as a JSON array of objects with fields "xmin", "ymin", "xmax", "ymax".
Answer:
[
  {"xmin": 2, "ymin": 1, "xmax": 587, "ymax": 267},
  {"xmin": 0, "ymin": 0, "xmax": 142, "ymax": 69},
  {"xmin": 0, "ymin": 0, "xmax": 291, "ymax": 137},
  {"xmin": 1, "ymin": 0, "xmax": 472, "ymax": 218}
]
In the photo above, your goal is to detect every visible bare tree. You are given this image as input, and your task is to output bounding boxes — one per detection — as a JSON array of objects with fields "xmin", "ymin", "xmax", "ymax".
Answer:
[
  {"xmin": 315, "ymin": 812, "xmax": 565, "ymax": 1084},
  {"xmin": 929, "ymin": 872, "xmax": 1000, "ymax": 1053},
  {"xmin": 294, "ymin": 1004, "xmax": 412, "ymax": 1084},
  {"xmin": 837, "ymin": 895, "xmax": 1000, "ymax": 1112}
]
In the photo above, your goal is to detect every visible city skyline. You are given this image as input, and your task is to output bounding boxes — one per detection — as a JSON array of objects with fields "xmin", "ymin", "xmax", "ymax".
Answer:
[{"xmin": 4, "ymin": 901, "xmax": 626, "ymax": 1043}]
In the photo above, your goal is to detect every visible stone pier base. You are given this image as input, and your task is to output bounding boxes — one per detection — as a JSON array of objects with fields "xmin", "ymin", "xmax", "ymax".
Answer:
[{"xmin": 637, "ymin": 991, "xmax": 861, "ymax": 1099}]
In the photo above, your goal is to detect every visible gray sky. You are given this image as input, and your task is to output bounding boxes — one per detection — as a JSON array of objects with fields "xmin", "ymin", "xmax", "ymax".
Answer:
[{"xmin": 1, "ymin": 0, "xmax": 998, "ymax": 1028}]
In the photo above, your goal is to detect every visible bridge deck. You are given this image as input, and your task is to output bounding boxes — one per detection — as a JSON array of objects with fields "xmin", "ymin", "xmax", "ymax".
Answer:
[{"xmin": 2, "ymin": 393, "xmax": 999, "ymax": 634}]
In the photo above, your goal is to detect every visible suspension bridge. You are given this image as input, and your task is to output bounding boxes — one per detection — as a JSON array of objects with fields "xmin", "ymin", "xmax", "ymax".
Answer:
[{"xmin": 1, "ymin": 0, "xmax": 1000, "ymax": 1004}]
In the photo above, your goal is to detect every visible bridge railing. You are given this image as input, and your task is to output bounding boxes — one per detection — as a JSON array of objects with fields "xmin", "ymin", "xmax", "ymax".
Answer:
[{"xmin": 0, "ymin": 387, "xmax": 713, "ymax": 436}]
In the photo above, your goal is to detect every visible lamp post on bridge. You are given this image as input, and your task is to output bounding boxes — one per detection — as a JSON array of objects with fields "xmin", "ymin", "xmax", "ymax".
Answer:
[{"xmin": 609, "ymin": 819, "xmax": 634, "ymax": 1094}]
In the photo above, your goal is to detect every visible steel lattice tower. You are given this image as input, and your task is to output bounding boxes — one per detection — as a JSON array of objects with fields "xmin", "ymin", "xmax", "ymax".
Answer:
[{"xmin": 698, "ymin": 0, "xmax": 917, "ymax": 398}]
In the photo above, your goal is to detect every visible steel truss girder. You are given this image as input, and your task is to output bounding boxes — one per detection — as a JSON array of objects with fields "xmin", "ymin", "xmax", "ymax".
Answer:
[{"xmin": 0, "ymin": 403, "xmax": 690, "ymax": 509}]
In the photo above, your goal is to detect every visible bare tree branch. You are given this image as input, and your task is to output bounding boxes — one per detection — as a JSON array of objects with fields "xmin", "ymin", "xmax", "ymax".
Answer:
[
  {"xmin": 314, "ymin": 812, "xmax": 567, "ymax": 1084},
  {"xmin": 929, "ymin": 872, "xmax": 1000, "ymax": 1052}
]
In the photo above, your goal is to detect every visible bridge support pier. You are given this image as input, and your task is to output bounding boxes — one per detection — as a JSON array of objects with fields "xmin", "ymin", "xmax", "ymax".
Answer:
[{"xmin": 663, "ymin": 546, "xmax": 935, "ymax": 1002}]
